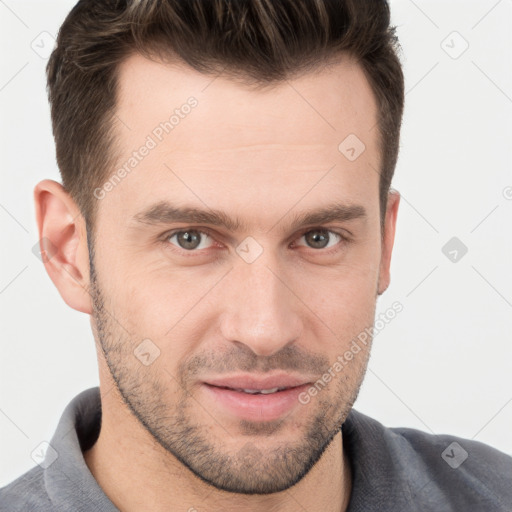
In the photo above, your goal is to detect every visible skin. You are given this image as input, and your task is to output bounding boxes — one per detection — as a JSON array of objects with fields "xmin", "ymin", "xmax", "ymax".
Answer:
[{"xmin": 34, "ymin": 53, "xmax": 399, "ymax": 512}]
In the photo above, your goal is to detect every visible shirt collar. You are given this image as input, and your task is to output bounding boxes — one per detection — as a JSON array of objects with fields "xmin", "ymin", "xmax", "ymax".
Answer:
[{"xmin": 44, "ymin": 387, "xmax": 118, "ymax": 511}]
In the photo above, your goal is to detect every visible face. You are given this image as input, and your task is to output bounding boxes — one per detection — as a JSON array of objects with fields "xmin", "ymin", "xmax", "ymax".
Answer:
[{"xmin": 88, "ymin": 53, "xmax": 393, "ymax": 494}]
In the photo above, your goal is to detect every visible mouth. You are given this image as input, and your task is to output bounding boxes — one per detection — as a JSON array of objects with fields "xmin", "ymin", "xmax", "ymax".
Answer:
[
  {"xmin": 203, "ymin": 374, "xmax": 312, "ymax": 392},
  {"xmin": 200, "ymin": 376, "xmax": 312, "ymax": 422},
  {"xmin": 208, "ymin": 385, "xmax": 294, "ymax": 395}
]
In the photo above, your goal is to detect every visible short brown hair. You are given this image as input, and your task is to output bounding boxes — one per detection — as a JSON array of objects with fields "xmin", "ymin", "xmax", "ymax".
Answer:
[{"xmin": 47, "ymin": 0, "xmax": 404, "ymax": 231}]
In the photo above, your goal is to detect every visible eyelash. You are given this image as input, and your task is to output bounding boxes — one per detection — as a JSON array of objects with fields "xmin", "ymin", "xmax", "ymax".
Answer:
[{"xmin": 159, "ymin": 227, "xmax": 351, "ymax": 257}]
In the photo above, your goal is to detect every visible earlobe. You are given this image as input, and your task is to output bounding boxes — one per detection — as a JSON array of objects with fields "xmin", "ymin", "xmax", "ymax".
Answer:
[
  {"xmin": 377, "ymin": 189, "xmax": 400, "ymax": 296},
  {"xmin": 33, "ymin": 179, "xmax": 93, "ymax": 314}
]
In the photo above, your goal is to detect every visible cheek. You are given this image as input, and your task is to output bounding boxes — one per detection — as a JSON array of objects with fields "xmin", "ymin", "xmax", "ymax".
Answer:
[
  {"xmin": 114, "ymin": 262, "xmax": 222, "ymax": 341},
  {"xmin": 299, "ymin": 272, "xmax": 376, "ymax": 326},
  {"xmin": 290, "ymin": 250, "xmax": 380, "ymax": 343}
]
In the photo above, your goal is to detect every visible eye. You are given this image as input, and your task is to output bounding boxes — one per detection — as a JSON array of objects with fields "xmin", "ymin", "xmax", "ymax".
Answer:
[
  {"xmin": 293, "ymin": 228, "xmax": 346, "ymax": 251},
  {"xmin": 162, "ymin": 227, "xmax": 349, "ymax": 255},
  {"xmin": 165, "ymin": 229, "xmax": 214, "ymax": 251}
]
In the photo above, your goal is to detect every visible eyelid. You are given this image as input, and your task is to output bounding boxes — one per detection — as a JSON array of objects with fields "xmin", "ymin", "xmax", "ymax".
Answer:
[{"xmin": 296, "ymin": 225, "xmax": 351, "ymax": 241}]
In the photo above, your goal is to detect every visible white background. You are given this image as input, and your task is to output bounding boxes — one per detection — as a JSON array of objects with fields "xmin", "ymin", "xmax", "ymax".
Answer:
[{"xmin": 1, "ymin": 0, "xmax": 511, "ymax": 487}]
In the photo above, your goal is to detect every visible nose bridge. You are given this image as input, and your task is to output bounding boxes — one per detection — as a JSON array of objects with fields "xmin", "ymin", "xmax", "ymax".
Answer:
[{"xmin": 220, "ymin": 251, "xmax": 302, "ymax": 357}]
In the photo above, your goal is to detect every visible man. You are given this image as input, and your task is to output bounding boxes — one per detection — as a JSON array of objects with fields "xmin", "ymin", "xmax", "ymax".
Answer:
[{"xmin": 1, "ymin": 0, "xmax": 511, "ymax": 510}]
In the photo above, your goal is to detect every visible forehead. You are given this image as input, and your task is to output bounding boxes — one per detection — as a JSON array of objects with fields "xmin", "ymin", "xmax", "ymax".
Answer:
[
  {"xmin": 115, "ymin": 53, "xmax": 378, "ymax": 150},
  {"xmin": 100, "ymin": 53, "xmax": 380, "ymax": 226}
]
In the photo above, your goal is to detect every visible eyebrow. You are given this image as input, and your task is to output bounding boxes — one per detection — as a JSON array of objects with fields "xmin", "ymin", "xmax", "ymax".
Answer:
[{"xmin": 131, "ymin": 200, "xmax": 367, "ymax": 233}]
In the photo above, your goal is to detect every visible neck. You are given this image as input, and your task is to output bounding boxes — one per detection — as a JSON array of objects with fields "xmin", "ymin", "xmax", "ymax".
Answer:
[{"xmin": 84, "ymin": 380, "xmax": 352, "ymax": 512}]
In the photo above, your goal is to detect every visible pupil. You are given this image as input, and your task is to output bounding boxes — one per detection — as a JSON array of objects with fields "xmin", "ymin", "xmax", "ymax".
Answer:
[
  {"xmin": 179, "ymin": 231, "xmax": 200, "ymax": 250},
  {"xmin": 307, "ymin": 230, "xmax": 328, "ymax": 249}
]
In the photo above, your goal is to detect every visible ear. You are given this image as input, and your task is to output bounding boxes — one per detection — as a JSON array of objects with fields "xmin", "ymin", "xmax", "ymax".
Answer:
[
  {"xmin": 33, "ymin": 179, "xmax": 93, "ymax": 314},
  {"xmin": 377, "ymin": 189, "xmax": 400, "ymax": 296}
]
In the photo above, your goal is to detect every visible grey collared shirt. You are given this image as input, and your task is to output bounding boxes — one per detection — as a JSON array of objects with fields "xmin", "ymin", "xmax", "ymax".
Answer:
[{"xmin": 1, "ymin": 387, "xmax": 511, "ymax": 511}]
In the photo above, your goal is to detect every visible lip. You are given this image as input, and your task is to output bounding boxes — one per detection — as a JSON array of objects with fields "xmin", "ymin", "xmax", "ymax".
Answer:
[
  {"xmin": 201, "ymin": 374, "xmax": 313, "ymax": 422},
  {"xmin": 203, "ymin": 374, "xmax": 312, "ymax": 391}
]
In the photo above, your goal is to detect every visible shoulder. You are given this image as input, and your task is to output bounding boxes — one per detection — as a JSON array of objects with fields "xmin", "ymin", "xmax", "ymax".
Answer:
[
  {"xmin": 344, "ymin": 409, "xmax": 512, "ymax": 511},
  {"xmin": 394, "ymin": 424, "xmax": 512, "ymax": 510},
  {"xmin": 0, "ymin": 465, "xmax": 53, "ymax": 511}
]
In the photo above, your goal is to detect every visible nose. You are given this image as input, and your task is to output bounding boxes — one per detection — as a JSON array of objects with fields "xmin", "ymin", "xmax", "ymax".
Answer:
[{"xmin": 219, "ymin": 255, "xmax": 303, "ymax": 357}]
